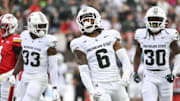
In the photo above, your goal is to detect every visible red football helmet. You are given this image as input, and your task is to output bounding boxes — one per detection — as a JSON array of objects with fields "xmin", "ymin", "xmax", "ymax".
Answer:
[{"xmin": 0, "ymin": 13, "xmax": 18, "ymax": 37}]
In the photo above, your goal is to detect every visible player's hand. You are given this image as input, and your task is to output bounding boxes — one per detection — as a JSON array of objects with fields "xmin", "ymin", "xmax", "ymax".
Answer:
[
  {"xmin": 121, "ymin": 71, "xmax": 131, "ymax": 87},
  {"xmin": 7, "ymin": 75, "xmax": 16, "ymax": 86},
  {"xmin": 165, "ymin": 73, "xmax": 175, "ymax": 83},
  {"xmin": 133, "ymin": 72, "xmax": 141, "ymax": 83},
  {"xmin": 121, "ymin": 79, "xmax": 130, "ymax": 87},
  {"xmin": 52, "ymin": 87, "xmax": 60, "ymax": 101},
  {"xmin": 91, "ymin": 90, "xmax": 102, "ymax": 101}
]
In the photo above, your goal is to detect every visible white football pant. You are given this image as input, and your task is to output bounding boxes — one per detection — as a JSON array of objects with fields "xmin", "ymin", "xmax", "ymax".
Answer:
[
  {"xmin": 90, "ymin": 81, "xmax": 130, "ymax": 101},
  {"xmin": 16, "ymin": 73, "xmax": 48, "ymax": 101},
  {"xmin": 0, "ymin": 80, "xmax": 14, "ymax": 101},
  {"xmin": 142, "ymin": 69, "xmax": 173, "ymax": 101}
]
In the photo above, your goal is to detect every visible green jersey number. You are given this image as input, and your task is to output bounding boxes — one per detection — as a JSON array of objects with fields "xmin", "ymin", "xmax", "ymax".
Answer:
[{"xmin": 95, "ymin": 48, "xmax": 110, "ymax": 68}]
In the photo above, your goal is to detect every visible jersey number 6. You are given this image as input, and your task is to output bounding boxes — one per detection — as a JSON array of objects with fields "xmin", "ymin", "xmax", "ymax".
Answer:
[{"xmin": 96, "ymin": 48, "xmax": 110, "ymax": 68}]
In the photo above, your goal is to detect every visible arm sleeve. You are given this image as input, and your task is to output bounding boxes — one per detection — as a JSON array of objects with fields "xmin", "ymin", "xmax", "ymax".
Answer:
[
  {"xmin": 116, "ymin": 48, "xmax": 132, "ymax": 77},
  {"xmin": 78, "ymin": 65, "xmax": 95, "ymax": 94},
  {"xmin": 48, "ymin": 55, "xmax": 58, "ymax": 87}
]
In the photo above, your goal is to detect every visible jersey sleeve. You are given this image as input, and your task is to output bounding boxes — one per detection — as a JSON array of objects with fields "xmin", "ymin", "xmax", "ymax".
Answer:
[
  {"xmin": 111, "ymin": 30, "xmax": 121, "ymax": 41},
  {"xmin": 134, "ymin": 29, "xmax": 141, "ymax": 43},
  {"xmin": 48, "ymin": 35, "xmax": 57, "ymax": 48},
  {"xmin": 19, "ymin": 30, "xmax": 28, "ymax": 42},
  {"xmin": 170, "ymin": 29, "xmax": 179, "ymax": 41},
  {"xmin": 12, "ymin": 35, "xmax": 21, "ymax": 47},
  {"xmin": 70, "ymin": 39, "xmax": 86, "ymax": 53}
]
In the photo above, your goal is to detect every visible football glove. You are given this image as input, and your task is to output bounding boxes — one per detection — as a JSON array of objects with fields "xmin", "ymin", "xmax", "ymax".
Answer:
[
  {"xmin": 8, "ymin": 75, "xmax": 16, "ymax": 86},
  {"xmin": 133, "ymin": 72, "xmax": 141, "ymax": 83},
  {"xmin": 165, "ymin": 73, "xmax": 175, "ymax": 83}
]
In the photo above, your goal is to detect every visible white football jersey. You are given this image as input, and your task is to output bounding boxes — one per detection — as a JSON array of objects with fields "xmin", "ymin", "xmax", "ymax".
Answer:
[
  {"xmin": 135, "ymin": 28, "xmax": 179, "ymax": 70},
  {"xmin": 20, "ymin": 30, "xmax": 57, "ymax": 74},
  {"xmin": 71, "ymin": 30, "xmax": 121, "ymax": 82}
]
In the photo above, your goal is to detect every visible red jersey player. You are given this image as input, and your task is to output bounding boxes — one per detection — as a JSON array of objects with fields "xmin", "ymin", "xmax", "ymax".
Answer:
[{"xmin": 0, "ymin": 13, "xmax": 21, "ymax": 101}]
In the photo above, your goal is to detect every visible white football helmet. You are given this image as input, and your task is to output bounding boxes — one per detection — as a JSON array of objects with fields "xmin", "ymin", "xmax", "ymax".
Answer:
[
  {"xmin": 0, "ymin": 13, "xmax": 18, "ymax": 37},
  {"xmin": 27, "ymin": 11, "xmax": 49, "ymax": 37},
  {"xmin": 76, "ymin": 6, "xmax": 102, "ymax": 34},
  {"xmin": 145, "ymin": 6, "xmax": 167, "ymax": 33}
]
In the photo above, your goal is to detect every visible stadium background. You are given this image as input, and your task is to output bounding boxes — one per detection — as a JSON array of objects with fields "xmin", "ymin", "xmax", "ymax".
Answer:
[{"xmin": 1, "ymin": 0, "xmax": 180, "ymax": 101}]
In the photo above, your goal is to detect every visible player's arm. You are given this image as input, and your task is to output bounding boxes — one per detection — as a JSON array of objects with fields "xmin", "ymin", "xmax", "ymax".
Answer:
[
  {"xmin": 13, "ymin": 46, "xmax": 22, "ymax": 58},
  {"xmin": 73, "ymin": 50, "xmax": 95, "ymax": 94},
  {"xmin": 134, "ymin": 41, "xmax": 142, "ymax": 73},
  {"xmin": 47, "ymin": 47, "xmax": 60, "ymax": 100},
  {"xmin": 133, "ymin": 41, "xmax": 142, "ymax": 83},
  {"xmin": 47, "ymin": 47, "xmax": 59, "ymax": 89},
  {"xmin": 12, "ymin": 51, "xmax": 24, "ymax": 75},
  {"xmin": 113, "ymin": 39, "xmax": 132, "ymax": 85},
  {"xmin": 7, "ymin": 51, "xmax": 24, "ymax": 86},
  {"xmin": 170, "ymin": 40, "xmax": 180, "ymax": 76}
]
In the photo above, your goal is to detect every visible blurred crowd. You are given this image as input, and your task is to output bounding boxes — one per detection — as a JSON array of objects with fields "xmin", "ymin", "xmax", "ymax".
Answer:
[
  {"xmin": 1, "ymin": 0, "xmax": 180, "ymax": 62},
  {"xmin": 1, "ymin": 0, "xmax": 180, "ymax": 101}
]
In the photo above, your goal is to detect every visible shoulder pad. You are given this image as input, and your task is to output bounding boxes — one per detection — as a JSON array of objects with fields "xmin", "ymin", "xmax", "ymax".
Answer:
[
  {"xmin": 70, "ymin": 37, "xmax": 85, "ymax": 53},
  {"xmin": 135, "ymin": 28, "xmax": 147, "ymax": 42},
  {"xmin": 109, "ymin": 29, "xmax": 121, "ymax": 40},
  {"xmin": 102, "ymin": 29, "xmax": 121, "ymax": 41},
  {"xmin": 164, "ymin": 29, "xmax": 179, "ymax": 41},
  {"xmin": 20, "ymin": 30, "xmax": 29, "ymax": 39}
]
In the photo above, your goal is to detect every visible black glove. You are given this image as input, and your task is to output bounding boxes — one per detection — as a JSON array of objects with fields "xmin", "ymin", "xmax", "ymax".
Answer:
[
  {"xmin": 165, "ymin": 73, "xmax": 175, "ymax": 83},
  {"xmin": 133, "ymin": 72, "xmax": 141, "ymax": 83}
]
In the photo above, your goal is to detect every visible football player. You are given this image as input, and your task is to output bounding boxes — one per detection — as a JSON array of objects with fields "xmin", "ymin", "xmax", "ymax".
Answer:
[
  {"xmin": 8, "ymin": 11, "xmax": 59, "ymax": 101},
  {"xmin": 70, "ymin": 6, "xmax": 132, "ymax": 101},
  {"xmin": 0, "ymin": 13, "xmax": 21, "ymax": 101},
  {"xmin": 133, "ymin": 6, "xmax": 180, "ymax": 101}
]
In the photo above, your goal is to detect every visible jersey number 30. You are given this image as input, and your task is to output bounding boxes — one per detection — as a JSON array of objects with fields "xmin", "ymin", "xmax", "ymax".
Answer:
[
  {"xmin": 23, "ymin": 50, "xmax": 40, "ymax": 67},
  {"xmin": 144, "ymin": 49, "xmax": 166, "ymax": 66},
  {"xmin": 96, "ymin": 48, "xmax": 110, "ymax": 68}
]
